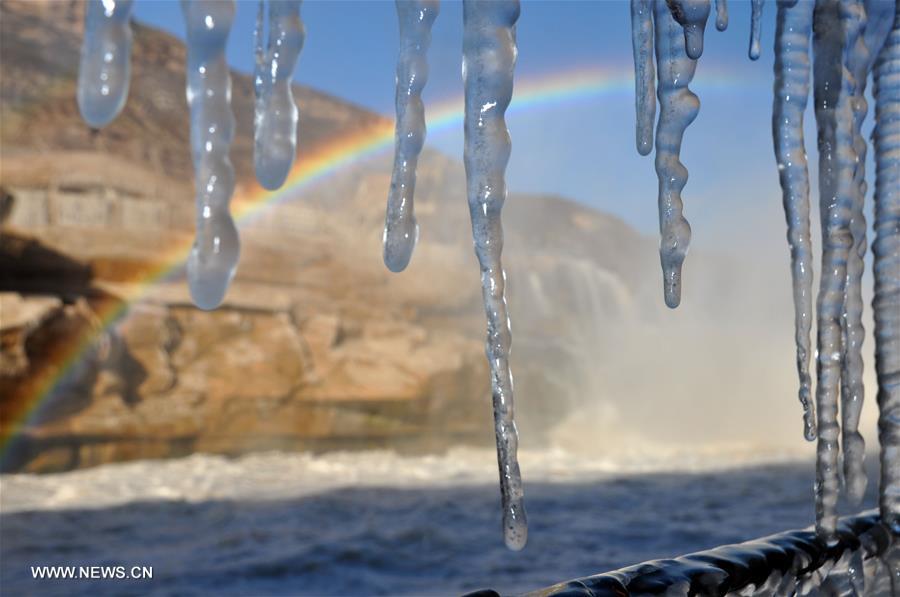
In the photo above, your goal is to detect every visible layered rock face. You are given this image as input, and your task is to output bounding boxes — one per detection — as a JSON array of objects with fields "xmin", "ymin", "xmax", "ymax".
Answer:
[{"xmin": 0, "ymin": 1, "xmax": 653, "ymax": 472}]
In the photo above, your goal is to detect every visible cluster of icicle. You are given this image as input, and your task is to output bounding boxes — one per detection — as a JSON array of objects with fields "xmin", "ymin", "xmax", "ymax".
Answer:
[
  {"xmin": 629, "ymin": 0, "xmax": 899, "ymax": 543},
  {"xmin": 78, "ymin": 0, "xmax": 304, "ymax": 310},
  {"xmin": 77, "ymin": 0, "xmax": 527, "ymax": 550},
  {"xmin": 382, "ymin": 0, "xmax": 527, "ymax": 551}
]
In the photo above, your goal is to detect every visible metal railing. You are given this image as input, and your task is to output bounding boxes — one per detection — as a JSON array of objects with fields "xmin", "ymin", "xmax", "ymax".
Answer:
[{"xmin": 466, "ymin": 511, "xmax": 898, "ymax": 596}]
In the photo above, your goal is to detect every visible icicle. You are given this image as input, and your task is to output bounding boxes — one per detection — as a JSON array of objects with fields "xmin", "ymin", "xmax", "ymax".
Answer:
[
  {"xmin": 666, "ymin": 0, "xmax": 711, "ymax": 60},
  {"xmin": 182, "ymin": 0, "xmax": 240, "ymax": 311},
  {"xmin": 77, "ymin": 0, "xmax": 134, "ymax": 129},
  {"xmin": 840, "ymin": 0, "xmax": 874, "ymax": 507},
  {"xmin": 461, "ymin": 0, "xmax": 527, "ymax": 551},
  {"xmin": 750, "ymin": 0, "xmax": 765, "ymax": 60},
  {"xmin": 872, "ymin": 2, "xmax": 900, "ymax": 535},
  {"xmin": 253, "ymin": 0, "xmax": 305, "ymax": 191},
  {"xmin": 811, "ymin": 0, "xmax": 854, "ymax": 542},
  {"xmin": 772, "ymin": 0, "xmax": 816, "ymax": 442},
  {"xmin": 631, "ymin": 0, "xmax": 656, "ymax": 156},
  {"xmin": 862, "ymin": 0, "xmax": 895, "ymax": 58},
  {"xmin": 653, "ymin": 0, "xmax": 699, "ymax": 309},
  {"xmin": 383, "ymin": 0, "xmax": 439, "ymax": 273},
  {"xmin": 715, "ymin": 0, "xmax": 728, "ymax": 31}
]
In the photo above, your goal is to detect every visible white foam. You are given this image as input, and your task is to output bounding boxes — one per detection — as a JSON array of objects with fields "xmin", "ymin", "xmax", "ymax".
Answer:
[{"xmin": 0, "ymin": 442, "xmax": 808, "ymax": 515}]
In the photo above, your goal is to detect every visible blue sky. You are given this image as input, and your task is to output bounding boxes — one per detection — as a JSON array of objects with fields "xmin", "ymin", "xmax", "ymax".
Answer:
[{"xmin": 134, "ymin": 1, "xmax": 872, "ymax": 252}]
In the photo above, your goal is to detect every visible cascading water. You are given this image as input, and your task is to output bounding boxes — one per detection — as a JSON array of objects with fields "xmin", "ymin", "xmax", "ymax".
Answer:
[{"xmin": 75, "ymin": 0, "xmax": 900, "ymax": 554}]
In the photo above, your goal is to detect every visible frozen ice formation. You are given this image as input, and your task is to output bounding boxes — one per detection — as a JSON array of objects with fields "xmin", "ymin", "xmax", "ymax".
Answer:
[
  {"xmin": 749, "ymin": 0, "xmax": 765, "ymax": 60},
  {"xmin": 841, "ymin": 0, "xmax": 879, "ymax": 508},
  {"xmin": 72, "ymin": 0, "xmax": 900, "ymax": 550},
  {"xmin": 622, "ymin": 0, "xmax": 898, "ymax": 543},
  {"xmin": 462, "ymin": 0, "xmax": 527, "ymax": 552},
  {"xmin": 810, "ymin": 0, "xmax": 855, "ymax": 542},
  {"xmin": 253, "ymin": 0, "xmax": 305, "ymax": 191},
  {"xmin": 715, "ymin": 0, "xmax": 729, "ymax": 31},
  {"xmin": 772, "ymin": 0, "xmax": 816, "ymax": 442},
  {"xmin": 182, "ymin": 0, "xmax": 240, "ymax": 311},
  {"xmin": 873, "ymin": 1, "xmax": 900, "ymax": 535},
  {"xmin": 77, "ymin": 0, "xmax": 134, "ymax": 129},
  {"xmin": 653, "ymin": 0, "xmax": 699, "ymax": 309},
  {"xmin": 631, "ymin": 0, "xmax": 723, "ymax": 308},
  {"xmin": 667, "ymin": 0, "xmax": 712, "ymax": 59},
  {"xmin": 630, "ymin": 0, "xmax": 656, "ymax": 156},
  {"xmin": 382, "ymin": 0, "xmax": 439, "ymax": 273}
]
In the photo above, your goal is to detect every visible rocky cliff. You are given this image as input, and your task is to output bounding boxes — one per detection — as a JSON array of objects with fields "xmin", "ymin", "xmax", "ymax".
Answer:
[{"xmin": 0, "ymin": 0, "xmax": 656, "ymax": 472}]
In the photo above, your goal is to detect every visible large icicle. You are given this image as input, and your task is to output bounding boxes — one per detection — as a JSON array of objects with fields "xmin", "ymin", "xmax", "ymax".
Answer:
[
  {"xmin": 750, "ymin": 0, "xmax": 765, "ymax": 60},
  {"xmin": 182, "ymin": 0, "xmax": 240, "ymax": 311},
  {"xmin": 667, "ymin": 0, "xmax": 711, "ymax": 60},
  {"xmin": 811, "ymin": 0, "xmax": 854, "ymax": 541},
  {"xmin": 772, "ymin": 0, "xmax": 816, "ymax": 442},
  {"xmin": 840, "ymin": 0, "xmax": 881, "ymax": 506},
  {"xmin": 383, "ymin": 0, "xmax": 440, "ymax": 273},
  {"xmin": 653, "ymin": 0, "xmax": 699, "ymax": 309},
  {"xmin": 715, "ymin": 0, "xmax": 728, "ymax": 31},
  {"xmin": 872, "ymin": 2, "xmax": 900, "ymax": 535},
  {"xmin": 461, "ymin": 0, "xmax": 527, "ymax": 551},
  {"xmin": 253, "ymin": 0, "xmax": 305, "ymax": 191},
  {"xmin": 630, "ymin": 0, "xmax": 656, "ymax": 156},
  {"xmin": 77, "ymin": 0, "xmax": 134, "ymax": 129}
]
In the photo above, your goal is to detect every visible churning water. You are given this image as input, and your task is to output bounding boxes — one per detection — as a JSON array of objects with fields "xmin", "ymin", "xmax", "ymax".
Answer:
[{"xmin": 1, "ymin": 445, "xmax": 881, "ymax": 596}]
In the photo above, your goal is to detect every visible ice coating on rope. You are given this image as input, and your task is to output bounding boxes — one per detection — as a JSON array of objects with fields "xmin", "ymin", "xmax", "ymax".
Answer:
[
  {"xmin": 772, "ymin": 0, "xmax": 816, "ymax": 442},
  {"xmin": 182, "ymin": 0, "xmax": 240, "ymax": 311},
  {"xmin": 77, "ymin": 0, "xmax": 134, "ymax": 129},
  {"xmin": 666, "ymin": 0, "xmax": 711, "ymax": 60},
  {"xmin": 253, "ymin": 0, "xmax": 305, "ymax": 191},
  {"xmin": 872, "ymin": 3, "xmax": 900, "ymax": 535},
  {"xmin": 383, "ymin": 0, "xmax": 439, "ymax": 273},
  {"xmin": 630, "ymin": 0, "xmax": 656, "ymax": 155},
  {"xmin": 840, "ymin": 0, "xmax": 878, "ymax": 507},
  {"xmin": 811, "ymin": 0, "xmax": 855, "ymax": 542},
  {"xmin": 715, "ymin": 0, "xmax": 728, "ymax": 31},
  {"xmin": 749, "ymin": 0, "xmax": 765, "ymax": 60},
  {"xmin": 462, "ymin": 0, "xmax": 527, "ymax": 551},
  {"xmin": 653, "ymin": 0, "xmax": 698, "ymax": 309}
]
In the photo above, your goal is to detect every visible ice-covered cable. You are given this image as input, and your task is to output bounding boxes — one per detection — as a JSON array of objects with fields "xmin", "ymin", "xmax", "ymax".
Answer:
[
  {"xmin": 383, "ymin": 0, "xmax": 439, "ymax": 273},
  {"xmin": 772, "ymin": 0, "xmax": 817, "ymax": 442},
  {"xmin": 872, "ymin": 1, "xmax": 900, "ymax": 535},
  {"xmin": 253, "ymin": 0, "xmax": 305, "ymax": 191},
  {"xmin": 462, "ymin": 0, "xmax": 527, "ymax": 551},
  {"xmin": 77, "ymin": 0, "xmax": 134, "ymax": 129},
  {"xmin": 653, "ymin": 0, "xmax": 699, "ymax": 309},
  {"xmin": 631, "ymin": 0, "xmax": 656, "ymax": 156},
  {"xmin": 182, "ymin": 0, "xmax": 240, "ymax": 311}
]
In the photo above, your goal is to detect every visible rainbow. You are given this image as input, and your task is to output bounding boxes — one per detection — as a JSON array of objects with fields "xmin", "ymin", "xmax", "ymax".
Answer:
[{"xmin": 1, "ymin": 65, "xmax": 743, "ymax": 458}]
